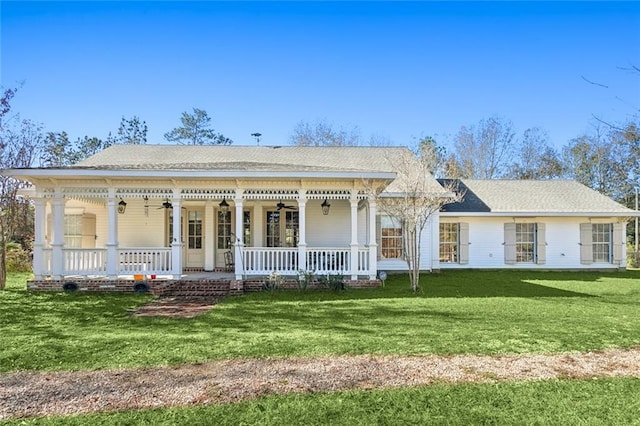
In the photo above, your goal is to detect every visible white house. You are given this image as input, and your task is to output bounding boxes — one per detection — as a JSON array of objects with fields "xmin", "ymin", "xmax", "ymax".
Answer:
[{"xmin": 5, "ymin": 145, "xmax": 637, "ymax": 291}]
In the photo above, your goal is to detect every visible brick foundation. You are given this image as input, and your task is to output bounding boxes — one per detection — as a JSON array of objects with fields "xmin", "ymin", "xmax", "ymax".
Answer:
[{"xmin": 27, "ymin": 277, "xmax": 381, "ymax": 296}]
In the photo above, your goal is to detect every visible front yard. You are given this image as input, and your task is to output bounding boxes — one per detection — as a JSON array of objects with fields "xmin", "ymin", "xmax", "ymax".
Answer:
[
  {"xmin": 1, "ymin": 270, "xmax": 639, "ymax": 424},
  {"xmin": 2, "ymin": 270, "xmax": 640, "ymax": 372}
]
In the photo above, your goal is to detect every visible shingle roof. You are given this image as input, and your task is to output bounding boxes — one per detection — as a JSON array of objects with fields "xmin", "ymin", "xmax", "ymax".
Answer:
[
  {"xmin": 439, "ymin": 179, "xmax": 634, "ymax": 214},
  {"xmin": 76, "ymin": 145, "xmax": 405, "ymax": 173}
]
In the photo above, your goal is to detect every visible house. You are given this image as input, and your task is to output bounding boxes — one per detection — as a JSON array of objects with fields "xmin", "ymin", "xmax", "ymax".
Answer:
[{"xmin": 5, "ymin": 145, "xmax": 637, "ymax": 292}]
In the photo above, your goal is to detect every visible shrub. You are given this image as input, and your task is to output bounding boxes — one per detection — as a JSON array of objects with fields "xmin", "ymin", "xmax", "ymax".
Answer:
[
  {"xmin": 319, "ymin": 273, "xmax": 345, "ymax": 291},
  {"xmin": 5, "ymin": 242, "xmax": 32, "ymax": 273},
  {"xmin": 627, "ymin": 243, "xmax": 639, "ymax": 268},
  {"xmin": 296, "ymin": 269, "xmax": 315, "ymax": 291},
  {"xmin": 264, "ymin": 271, "xmax": 284, "ymax": 291}
]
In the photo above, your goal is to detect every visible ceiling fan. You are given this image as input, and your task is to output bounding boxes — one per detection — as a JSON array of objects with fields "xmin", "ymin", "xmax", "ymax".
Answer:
[
  {"xmin": 154, "ymin": 198, "xmax": 185, "ymax": 210},
  {"xmin": 276, "ymin": 200, "xmax": 297, "ymax": 210},
  {"xmin": 157, "ymin": 198, "xmax": 173, "ymax": 209}
]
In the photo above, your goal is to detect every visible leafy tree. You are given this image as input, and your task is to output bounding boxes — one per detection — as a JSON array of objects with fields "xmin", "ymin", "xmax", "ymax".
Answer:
[
  {"xmin": 290, "ymin": 119, "xmax": 361, "ymax": 147},
  {"xmin": 416, "ymin": 136, "xmax": 447, "ymax": 178},
  {"xmin": 451, "ymin": 116, "xmax": 515, "ymax": 179},
  {"xmin": 116, "ymin": 116, "xmax": 147, "ymax": 144},
  {"xmin": 41, "ymin": 131, "xmax": 77, "ymax": 166},
  {"xmin": 507, "ymin": 127, "xmax": 564, "ymax": 179},
  {"xmin": 164, "ymin": 108, "xmax": 232, "ymax": 145},
  {"xmin": 0, "ymin": 87, "xmax": 43, "ymax": 288}
]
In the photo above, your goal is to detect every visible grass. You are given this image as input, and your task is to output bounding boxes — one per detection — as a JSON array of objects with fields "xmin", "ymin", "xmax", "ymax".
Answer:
[
  {"xmin": 5, "ymin": 378, "xmax": 640, "ymax": 425},
  {"xmin": 1, "ymin": 270, "xmax": 640, "ymax": 372}
]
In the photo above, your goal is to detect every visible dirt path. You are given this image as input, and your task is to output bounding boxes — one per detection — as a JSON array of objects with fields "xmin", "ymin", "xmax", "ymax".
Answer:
[{"xmin": 2, "ymin": 347, "xmax": 640, "ymax": 420}]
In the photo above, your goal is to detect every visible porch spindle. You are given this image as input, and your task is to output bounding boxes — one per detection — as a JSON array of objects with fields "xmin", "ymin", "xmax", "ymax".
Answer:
[
  {"xmin": 350, "ymin": 194, "xmax": 359, "ymax": 280},
  {"xmin": 234, "ymin": 195, "xmax": 244, "ymax": 280},
  {"xmin": 106, "ymin": 189, "xmax": 119, "ymax": 279},
  {"xmin": 368, "ymin": 199, "xmax": 378, "ymax": 279},
  {"xmin": 32, "ymin": 196, "xmax": 46, "ymax": 280},
  {"xmin": 51, "ymin": 193, "xmax": 65, "ymax": 280},
  {"xmin": 298, "ymin": 192, "xmax": 307, "ymax": 273}
]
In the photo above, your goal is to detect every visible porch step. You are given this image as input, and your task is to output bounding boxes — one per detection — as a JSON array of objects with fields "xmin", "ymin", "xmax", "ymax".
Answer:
[{"xmin": 158, "ymin": 280, "xmax": 231, "ymax": 298}]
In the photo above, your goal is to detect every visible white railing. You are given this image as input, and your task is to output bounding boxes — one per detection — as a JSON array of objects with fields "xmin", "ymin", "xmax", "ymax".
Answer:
[
  {"xmin": 358, "ymin": 248, "xmax": 369, "ymax": 274},
  {"xmin": 117, "ymin": 248, "xmax": 172, "ymax": 274},
  {"xmin": 243, "ymin": 247, "xmax": 299, "ymax": 274},
  {"xmin": 63, "ymin": 248, "xmax": 107, "ymax": 275},
  {"xmin": 306, "ymin": 248, "xmax": 350, "ymax": 275}
]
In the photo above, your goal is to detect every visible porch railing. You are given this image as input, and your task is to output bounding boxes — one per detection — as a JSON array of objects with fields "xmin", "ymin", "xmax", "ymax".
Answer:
[
  {"xmin": 242, "ymin": 247, "xmax": 356, "ymax": 275},
  {"xmin": 63, "ymin": 248, "xmax": 107, "ymax": 275},
  {"xmin": 358, "ymin": 248, "xmax": 369, "ymax": 274},
  {"xmin": 243, "ymin": 247, "xmax": 298, "ymax": 274},
  {"xmin": 306, "ymin": 248, "xmax": 350, "ymax": 275},
  {"xmin": 117, "ymin": 248, "xmax": 172, "ymax": 274}
]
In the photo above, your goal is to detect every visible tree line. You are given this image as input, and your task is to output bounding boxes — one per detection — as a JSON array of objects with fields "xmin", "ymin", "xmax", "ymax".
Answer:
[{"xmin": 289, "ymin": 117, "xmax": 640, "ymax": 211}]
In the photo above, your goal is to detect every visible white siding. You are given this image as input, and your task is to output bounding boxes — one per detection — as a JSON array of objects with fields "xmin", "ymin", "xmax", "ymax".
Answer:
[
  {"xmin": 439, "ymin": 216, "xmax": 624, "ymax": 270},
  {"xmin": 117, "ymin": 198, "xmax": 167, "ymax": 247}
]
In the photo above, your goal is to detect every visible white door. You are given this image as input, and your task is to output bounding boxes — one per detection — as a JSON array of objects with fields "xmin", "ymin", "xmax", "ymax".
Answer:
[
  {"xmin": 185, "ymin": 209, "xmax": 204, "ymax": 268},
  {"xmin": 215, "ymin": 210, "xmax": 233, "ymax": 268}
]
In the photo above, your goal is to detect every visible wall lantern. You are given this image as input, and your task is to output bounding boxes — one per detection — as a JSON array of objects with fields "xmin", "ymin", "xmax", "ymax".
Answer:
[
  {"xmin": 219, "ymin": 198, "xmax": 230, "ymax": 213},
  {"xmin": 117, "ymin": 198, "xmax": 127, "ymax": 214},
  {"xmin": 321, "ymin": 198, "xmax": 331, "ymax": 215}
]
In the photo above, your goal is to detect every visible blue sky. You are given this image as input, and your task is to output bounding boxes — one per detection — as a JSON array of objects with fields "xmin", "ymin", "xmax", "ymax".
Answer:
[{"xmin": 2, "ymin": 1, "xmax": 639, "ymax": 150}]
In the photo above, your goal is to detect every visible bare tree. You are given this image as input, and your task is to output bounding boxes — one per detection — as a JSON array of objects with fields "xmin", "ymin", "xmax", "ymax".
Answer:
[
  {"xmin": 366, "ymin": 148, "xmax": 462, "ymax": 292},
  {"xmin": 289, "ymin": 119, "xmax": 361, "ymax": 147},
  {"xmin": 507, "ymin": 127, "xmax": 564, "ymax": 179},
  {"xmin": 452, "ymin": 116, "xmax": 515, "ymax": 179},
  {"xmin": 0, "ymin": 87, "xmax": 43, "ymax": 288}
]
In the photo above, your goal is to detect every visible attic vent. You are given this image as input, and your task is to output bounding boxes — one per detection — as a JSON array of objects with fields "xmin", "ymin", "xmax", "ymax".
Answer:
[{"xmin": 270, "ymin": 146, "xmax": 282, "ymax": 149}]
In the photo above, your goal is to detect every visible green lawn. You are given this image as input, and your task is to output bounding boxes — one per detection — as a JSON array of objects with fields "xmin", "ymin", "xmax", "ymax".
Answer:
[
  {"xmin": 1, "ymin": 270, "xmax": 640, "ymax": 372},
  {"xmin": 6, "ymin": 378, "xmax": 640, "ymax": 425}
]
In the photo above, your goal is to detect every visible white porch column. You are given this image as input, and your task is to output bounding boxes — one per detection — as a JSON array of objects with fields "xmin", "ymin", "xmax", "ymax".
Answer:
[
  {"xmin": 297, "ymin": 191, "xmax": 307, "ymax": 272},
  {"xmin": 350, "ymin": 192, "xmax": 359, "ymax": 280},
  {"xmin": 234, "ymin": 193, "xmax": 244, "ymax": 280},
  {"xmin": 204, "ymin": 200, "xmax": 215, "ymax": 271},
  {"xmin": 368, "ymin": 199, "xmax": 378, "ymax": 280},
  {"xmin": 171, "ymin": 195, "xmax": 183, "ymax": 279},
  {"xmin": 106, "ymin": 188, "xmax": 119, "ymax": 280},
  {"xmin": 32, "ymin": 195, "xmax": 46, "ymax": 280},
  {"xmin": 51, "ymin": 191, "xmax": 65, "ymax": 280}
]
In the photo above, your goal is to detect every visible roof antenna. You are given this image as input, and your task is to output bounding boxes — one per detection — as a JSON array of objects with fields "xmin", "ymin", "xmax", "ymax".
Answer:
[{"xmin": 251, "ymin": 132, "xmax": 262, "ymax": 146}]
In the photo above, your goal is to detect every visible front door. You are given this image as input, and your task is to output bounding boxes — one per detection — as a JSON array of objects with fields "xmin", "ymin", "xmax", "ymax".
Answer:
[
  {"xmin": 185, "ymin": 209, "xmax": 204, "ymax": 268},
  {"xmin": 215, "ymin": 210, "xmax": 233, "ymax": 267}
]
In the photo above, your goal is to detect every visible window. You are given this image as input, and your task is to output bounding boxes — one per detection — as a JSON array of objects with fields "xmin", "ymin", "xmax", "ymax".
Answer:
[
  {"xmin": 504, "ymin": 222, "xmax": 545, "ymax": 265},
  {"xmin": 243, "ymin": 210, "xmax": 251, "ymax": 247},
  {"xmin": 592, "ymin": 223, "xmax": 612, "ymax": 263},
  {"xmin": 439, "ymin": 223, "xmax": 458, "ymax": 263},
  {"xmin": 188, "ymin": 210, "xmax": 203, "ymax": 249},
  {"xmin": 515, "ymin": 223, "xmax": 536, "ymax": 263},
  {"xmin": 217, "ymin": 211, "xmax": 232, "ymax": 249},
  {"xmin": 381, "ymin": 216, "xmax": 402, "ymax": 259},
  {"xmin": 266, "ymin": 210, "xmax": 298, "ymax": 247},
  {"xmin": 64, "ymin": 215, "xmax": 83, "ymax": 248}
]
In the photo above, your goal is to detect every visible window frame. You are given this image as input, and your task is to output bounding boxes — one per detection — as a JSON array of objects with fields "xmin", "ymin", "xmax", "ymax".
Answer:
[
  {"xmin": 439, "ymin": 222, "xmax": 459, "ymax": 263},
  {"xmin": 380, "ymin": 215, "xmax": 403, "ymax": 259},
  {"xmin": 515, "ymin": 223, "xmax": 536, "ymax": 263},
  {"xmin": 592, "ymin": 223, "xmax": 612, "ymax": 263}
]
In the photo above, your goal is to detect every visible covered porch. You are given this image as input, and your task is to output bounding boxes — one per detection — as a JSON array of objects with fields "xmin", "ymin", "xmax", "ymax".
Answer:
[{"xmin": 30, "ymin": 184, "xmax": 381, "ymax": 282}]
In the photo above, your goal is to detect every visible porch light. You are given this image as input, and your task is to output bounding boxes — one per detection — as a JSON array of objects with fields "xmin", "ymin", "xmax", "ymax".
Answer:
[
  {"xmin": 117, "ymin": 198, "xmax": 127, "ymax": 214},
  {"xmin": 219, "ymin": 198, "xmax": 229, "ymax": 213},
  {"xmin": 321, "ymin": 198, "xmax": 331, "ymax": 215}
]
